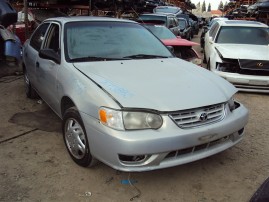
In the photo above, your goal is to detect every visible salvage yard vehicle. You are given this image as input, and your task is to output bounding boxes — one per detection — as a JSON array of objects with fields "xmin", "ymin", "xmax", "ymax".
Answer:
[
  {"xmin": 204, "ymin": 20, "xmax": 269, "ymax": 93},
  {"xmin": 142, "ymin": 23, "xmax": 202, "ymax": 66},
  {"xmin": 22, "ymin": 16, "xmax": 248, "ymax": 172},
  {"xmin": 177, "ymin": 17, "xmax": 192, "ymax": 40},
  {"xmin": 138, "ymin": 13, "xmax": 181, "ymax": 36},
  {"xmin": 200, "ymin": 17, "xmax": 228, "ymax": 50}
]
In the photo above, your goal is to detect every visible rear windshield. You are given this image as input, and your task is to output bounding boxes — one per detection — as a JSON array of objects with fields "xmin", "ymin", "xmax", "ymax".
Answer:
[
  {"xmin": 139, "ymin": 15, "xmax": 166, "ymax": 23},
  {"xmin": 145, "ymin": 25, "xmax": 176, "ymax": 39},
  {"xmin": 154, "ymin": 7, "xmax": 181, "ymax": 14}
]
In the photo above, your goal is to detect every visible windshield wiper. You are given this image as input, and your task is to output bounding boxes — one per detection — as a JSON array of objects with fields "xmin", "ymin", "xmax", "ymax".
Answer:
[
  {"xmin": 69, "ymin": 56, "xmax": 130, "ymax": 62},
  {"xmin": 123, "ymin": 54, "xmax": 169, "ymax": 59}
]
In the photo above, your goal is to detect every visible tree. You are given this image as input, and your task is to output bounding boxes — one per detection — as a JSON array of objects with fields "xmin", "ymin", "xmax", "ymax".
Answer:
[
  {"xmin": 218, "ymin": 0, "xmax": 224, "ymax": 11},
  {"xmin": 196, "ymin": 1, "xmax": 201, "ymax": 10},
  {"xmin": 202, "ymin": 0, "xmax": 206, "ymax": 12},
  {"xmin": 223, "ymin": 1, "xmax": 229, "ymax": 12},
  {"xmin": 207, "ymin": 3, "xmax": 211, "ymax": 12},
  {"xmin": 186, "ymin": 0, "xmax": 196, "ymax": 9}
]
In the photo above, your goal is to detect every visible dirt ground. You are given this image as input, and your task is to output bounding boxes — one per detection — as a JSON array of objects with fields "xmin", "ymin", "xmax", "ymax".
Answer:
[{"xmin": 0, "ymin": 34, "xmax": 269, "ymax": 202}]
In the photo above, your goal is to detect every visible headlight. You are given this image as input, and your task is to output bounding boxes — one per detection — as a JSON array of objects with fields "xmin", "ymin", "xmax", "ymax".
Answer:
[
  {"xmin": 123, "ymin": 111, "xmax": 163, "ymax": 130},
  {"xmin": 99, "ymin": 107, "xmax": 163, "ymax": 130},
  {"xmin": 217, "ymin": 62, "xmax": 235, "ymax": 72},
  {"xmin": 228, "ymin": 97, "xmax": 235, "ymax": 111}
]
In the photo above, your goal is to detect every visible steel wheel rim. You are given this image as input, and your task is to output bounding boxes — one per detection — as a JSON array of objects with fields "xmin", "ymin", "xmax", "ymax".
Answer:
[{"xmin": 64, "ymin": 118, "xmax": 87, "ymax": 160}]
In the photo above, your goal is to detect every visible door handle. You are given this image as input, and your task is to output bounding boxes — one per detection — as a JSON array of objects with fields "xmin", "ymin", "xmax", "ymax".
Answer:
[{"xmin": 36, "ymin": 62, "xmax": 39, "ymax": 68}]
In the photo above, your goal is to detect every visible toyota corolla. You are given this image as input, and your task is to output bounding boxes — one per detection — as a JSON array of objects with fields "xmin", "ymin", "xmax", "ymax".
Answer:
[{"xmin": 22, "ymin": 17, "xmax": 248, "ymax": 172}]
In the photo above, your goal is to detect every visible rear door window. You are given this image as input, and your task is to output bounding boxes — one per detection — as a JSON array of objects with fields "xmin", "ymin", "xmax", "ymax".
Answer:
[{"xmin": 30, "ymin": 23, "xmax": 50, "ymax": 51}]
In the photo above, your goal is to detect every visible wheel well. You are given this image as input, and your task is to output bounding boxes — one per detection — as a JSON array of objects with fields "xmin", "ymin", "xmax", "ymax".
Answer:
[
  {"xmin": 22, "ymin": 63, "xmax": 26, "ymax": 73},
  {"xmin": 61, "ymin": 96, "xmax": 75, "ymax": 117}
]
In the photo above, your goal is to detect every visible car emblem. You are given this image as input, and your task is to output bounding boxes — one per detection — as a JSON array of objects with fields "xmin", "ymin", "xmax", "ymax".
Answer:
[
  {"xmin": 257, "ymin": 62, "xmax": 264, "ymax": 68},
  {"xmin": 199, "ymin": 112, "xmax": 208, "ymax": 122}
]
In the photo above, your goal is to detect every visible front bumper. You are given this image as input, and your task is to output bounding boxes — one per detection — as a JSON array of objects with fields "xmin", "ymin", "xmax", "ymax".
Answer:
[
  {"xmin": 80, "ymin": 102, "xmax": 248, "ymax": 172},
  {"xmin": 213, "ymin": 70, "xmax": 269, "ymax": 93}
]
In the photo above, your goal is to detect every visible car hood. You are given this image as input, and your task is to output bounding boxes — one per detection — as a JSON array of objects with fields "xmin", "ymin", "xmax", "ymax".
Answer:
[
  {"xmin": 73, "ymin": 58, "xmax": 236, "ymax": 111},
  {"xmin": 162, "ymin": 38, "xmax": 199, "ymax": 46},
  {"xmin": 215, "ymin": 44, "xmax": 269, "ymax": 60}
]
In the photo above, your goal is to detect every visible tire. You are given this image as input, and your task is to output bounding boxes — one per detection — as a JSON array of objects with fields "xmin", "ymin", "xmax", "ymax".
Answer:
[
  {"xmin": 62, "ymin": 107, "xmax": 97, "ymax": 167},
  {"xmin": 206, "ymin": 59, "xmax": 211, "ymax": 70},
  {"xmin": 24, "ymin": 68, "xmax": 38, "ymax": 99},
  {"xmin": 188, "ymin": 33, "xmax": 191, "ymax": 40},
  {"xmin": 203, "ymin": 51, "xmax": 207, "ymax": 64}
]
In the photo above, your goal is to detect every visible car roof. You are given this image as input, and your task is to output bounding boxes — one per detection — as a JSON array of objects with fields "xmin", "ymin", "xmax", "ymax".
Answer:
[
  {"xmin": 155, "ymin": 6, "xmax": 181, "ymax": 9},
  {"xmin": 217, "ymin": 20, "xmax": 268, "ymax": 27},
  {"xmin": 177, "ymin": 17, "xmax": 187, "ymax": 21},
  {"xmin": 140, "ymin": 13, "xmax": 176, "ymax": 17},
  {"xmin": 162, "ymin": 38, "xmax": 199, "ymax": 47},
  {"xmin": 43, "ymin": 16, "xmax": 136, "ymax": 24}
]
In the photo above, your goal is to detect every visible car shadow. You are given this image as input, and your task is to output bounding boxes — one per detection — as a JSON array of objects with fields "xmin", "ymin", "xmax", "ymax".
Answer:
[{"xmin": 9, "ymin": 108, "xmax": 61, "ymax": 133}]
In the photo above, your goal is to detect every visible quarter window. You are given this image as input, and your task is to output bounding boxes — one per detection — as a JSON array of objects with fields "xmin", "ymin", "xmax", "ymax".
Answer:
[
  {"xmin": 209, "ymin": 23, "xmax": 220, "ymax": 39},
  {"xmin": 44, "ymin": 23, "xmax": 60, "ymax": 54}
]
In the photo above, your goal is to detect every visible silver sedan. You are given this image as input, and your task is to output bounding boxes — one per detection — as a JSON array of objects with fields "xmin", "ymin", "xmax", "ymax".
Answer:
[{"xmin": 22, "ymin": 16, "xmax": 248, "ymax": 172}]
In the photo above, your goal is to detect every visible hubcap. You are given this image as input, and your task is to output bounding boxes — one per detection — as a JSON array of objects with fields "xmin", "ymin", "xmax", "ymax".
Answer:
[{"xmin": 64, "ymin": 118, "xmax": 87, "ymax": 159}]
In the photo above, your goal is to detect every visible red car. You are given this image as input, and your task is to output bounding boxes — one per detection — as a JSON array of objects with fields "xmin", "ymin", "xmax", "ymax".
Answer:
[{"xmin": 143, "ymin": 23, "xmax": 202, "ymax": 66}]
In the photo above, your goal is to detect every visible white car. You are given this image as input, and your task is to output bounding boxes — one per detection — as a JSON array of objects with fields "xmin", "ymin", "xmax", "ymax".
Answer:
[{"xmin": 204, "ymin": 20, "xmax": 269, "ymax": 93}]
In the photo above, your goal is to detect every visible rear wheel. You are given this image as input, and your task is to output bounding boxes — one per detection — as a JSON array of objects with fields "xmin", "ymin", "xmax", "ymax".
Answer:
[
  {"xmin": 62, "ymin": 107, "xmax": 97, "ymax": 167},
  {"xmin": 24, "ymin": 68, "xmax": 38, "ymax": 99}
]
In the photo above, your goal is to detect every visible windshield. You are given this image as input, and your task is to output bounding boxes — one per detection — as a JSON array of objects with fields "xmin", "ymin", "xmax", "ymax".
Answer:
[
  {"xmin": 144, "ymin": 25, "xmax": 176, "ymax": 39},
  {"xmin": 178, "ymin": 19, "xmax": 186, "ymax": 29},
  {"xmin": 64, "ymin": 21, "xmax": 173, "ymax": 61},
  {"xmin": 216, "ymin": 26, "xmax": 269, "ymax": 45}
]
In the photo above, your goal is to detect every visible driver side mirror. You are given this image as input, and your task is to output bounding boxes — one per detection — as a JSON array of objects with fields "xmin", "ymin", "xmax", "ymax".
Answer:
[{"xmin": 39, "ymin": 49, "xmax": 61, "ymax": 64}]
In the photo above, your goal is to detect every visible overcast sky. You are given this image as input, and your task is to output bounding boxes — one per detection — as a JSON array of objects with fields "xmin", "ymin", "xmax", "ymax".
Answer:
[{"xmin": 190, "ymin": 0, "xmax": 224, "ymax": 10}]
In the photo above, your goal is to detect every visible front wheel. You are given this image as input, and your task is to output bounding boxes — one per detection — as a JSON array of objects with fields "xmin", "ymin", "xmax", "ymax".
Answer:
[
  {"xmin": 62, "ymin": 107, "xmax": 97, "ymax": 167},
  {"xmin": 206, "ymin": 59, "xmax": 211, "ymax": 70}
]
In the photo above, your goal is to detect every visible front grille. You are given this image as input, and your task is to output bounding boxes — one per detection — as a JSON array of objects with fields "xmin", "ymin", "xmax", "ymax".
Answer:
[
  {"xmin": 165, "ymin": 134, "xmax": 232, "ymax": 159},
  {"xmin": 169, "ymin": 103, "xmax": 225, "ymax": 129},
  {"xmin": 239, "ymin": 59, "xmax": 269, "ymax": 71}
]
